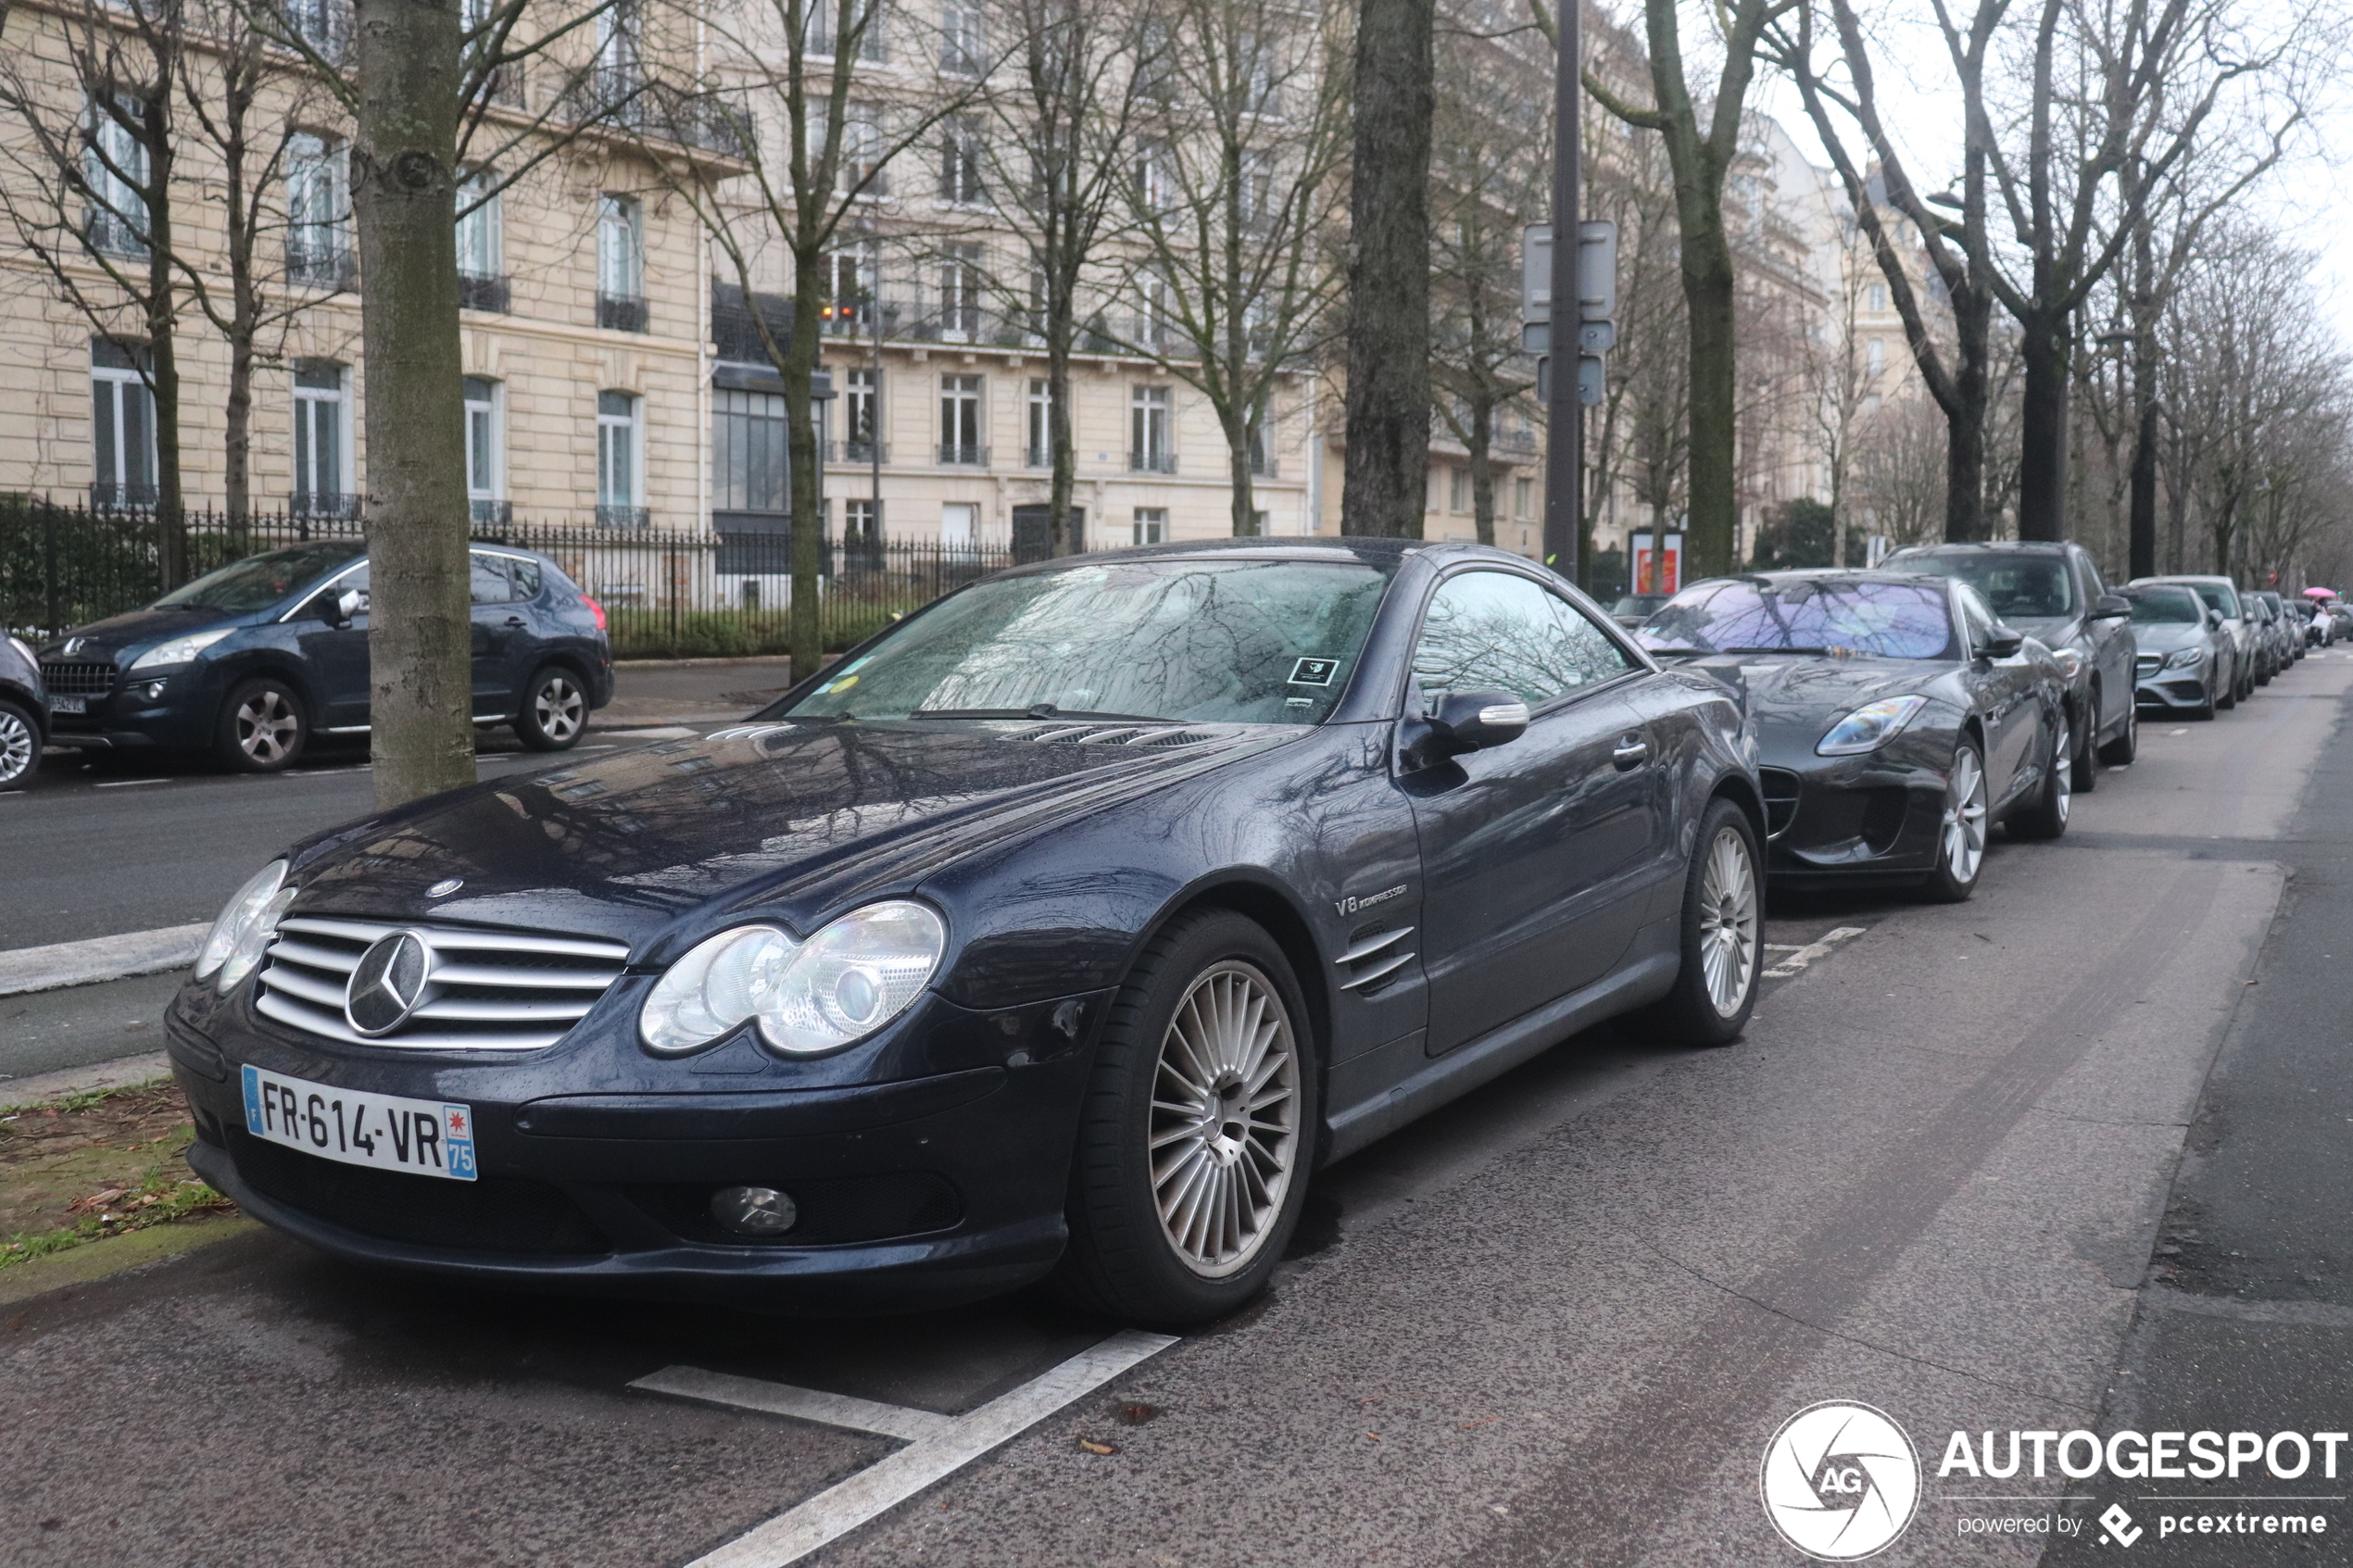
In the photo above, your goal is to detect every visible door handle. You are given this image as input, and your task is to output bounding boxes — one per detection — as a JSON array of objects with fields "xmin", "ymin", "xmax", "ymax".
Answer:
[
  {"xmin": 1612, "ymin": 735, "xmax": 1650, "ymax": 770},
  {"xmin": 504, "ymin": 617, "xmax": 526, "ymax": 628}
]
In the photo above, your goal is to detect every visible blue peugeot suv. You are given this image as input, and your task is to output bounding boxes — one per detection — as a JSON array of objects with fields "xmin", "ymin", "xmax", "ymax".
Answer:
[{"xmin": 37, "ymin": 541, "xmax": 612, "ymax": 771}]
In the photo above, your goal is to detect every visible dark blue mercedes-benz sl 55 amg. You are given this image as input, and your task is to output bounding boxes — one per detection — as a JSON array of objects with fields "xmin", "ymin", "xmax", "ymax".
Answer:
[{"xmin": 168, "ymin": 538, "xmax": 1767, "ymax": 1327}]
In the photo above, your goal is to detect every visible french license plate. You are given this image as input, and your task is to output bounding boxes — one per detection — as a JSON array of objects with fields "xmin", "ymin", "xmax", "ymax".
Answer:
[
  {"xmin": 240, "ymin": 1063, "xmax": 478, "ymax": 1181},
  {"xmin": 47, "ymin": 694, "xmax": 84, "ymax": 714}
]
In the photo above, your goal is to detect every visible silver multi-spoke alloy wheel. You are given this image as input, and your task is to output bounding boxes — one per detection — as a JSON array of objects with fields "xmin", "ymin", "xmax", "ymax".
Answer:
[
  {"xmin": 534, "ymin": 673, "xmax": 585, "ymax": 744},
  {"xmin": 1150, "ymin": 960, "xmax": 1301, "ymax": 1279},
  {"xmin": 234, "ymin": 687, "xmax": 301, "ymax": 765},
  {"xmin": 2050, "ymin": 718, "xmax": 2071, "ymax": 826},
  {"xmin": 1942, "ymin": 747, "xmax": 1989, "ymax": 883},
  {"xmin": 0, "ymin": 705, "xmax": 33, "ymax": 785},
  {"xmin": 1698, "ymin": 823, "xmax": 1760, "ymax": 1017}
]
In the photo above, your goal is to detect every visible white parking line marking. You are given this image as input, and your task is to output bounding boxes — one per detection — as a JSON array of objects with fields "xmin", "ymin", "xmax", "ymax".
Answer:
[
  {"xmin": 631, "ymin": 1367, "xmax": 957, "ymax": 1443},
  {"xmin": 93, "ymin": 777, "xmax": 170, "ymax": 787},
  {"xmin": 0, "ymin": 922, "xmax": 210, "ymax": 997},
  {"xmin": 671, "ymin": 1329, "xmax": 1177, "ymax": 1568},
  {"xmin": 2171, "ymin": 728, "xmax": 2189, "ymax": 736},
  {"xmin": 1761, "ymin": 925, "xmax": 1868, "ymax": 981}
]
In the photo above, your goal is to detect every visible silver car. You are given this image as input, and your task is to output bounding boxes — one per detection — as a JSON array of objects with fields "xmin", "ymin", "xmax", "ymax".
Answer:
[
  {"xmin": 0, "ymin": 629, "xmax": 45, "ymax": 787},
  {"xmin": 2133, "ymin": 575, "xmax": 2254, "ymax": 707},
  {"xmin": 2125, "ymin": 583, "xmax": 2231, "ymax": 720}
]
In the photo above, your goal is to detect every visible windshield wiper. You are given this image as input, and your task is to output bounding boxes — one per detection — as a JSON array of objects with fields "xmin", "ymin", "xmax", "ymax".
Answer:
[
  {"xmin": 908, "ymin": 705, "xmax": 1172, "ymax": 722},
  {"xmin": 1709, "ymin": 646, "xmax": 1833, "ymax": 655}
]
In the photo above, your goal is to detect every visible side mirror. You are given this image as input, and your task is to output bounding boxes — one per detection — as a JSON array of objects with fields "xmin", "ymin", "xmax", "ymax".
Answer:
[
  {"xmin": 337, "ymin": 587, "xmax": 366, "ymax": 621},
  {"xmin": 1979, "ymin": 628, "xmax": 2025, "ymax": 659},
  {"xmin": 2093, "ymin": 594, "xmax": 2132, "ymax": 620},
  {"xmin": 1408, "ymin": 688, "xmax": 1529, "ymax": 767}
]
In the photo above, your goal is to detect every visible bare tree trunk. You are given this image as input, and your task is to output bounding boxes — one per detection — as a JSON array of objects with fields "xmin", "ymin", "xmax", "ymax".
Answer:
[
  {"xmin": 224, "ymin": 344, "xmax": 253, "ymax": 520},
  {"xmin": 1469, "ymin": 403, "xmax": 1495, "ymax": 546},
  {"xmin": 2016, "ymin": 310, "xmax": 2069, "ymax": 540},
  {"xmin": 1341, "ymin": 0, "xmax": 1432, "ymax": 537},
  {"xmin": 355, "ymin": 0, "xmax": 474, "ymax": 808},
  {"xmin": 2128, "ymin": 353, "xmax": 2158, "ymax": 577},
  {"xmin": 1679, "ymin": 211, "xmax": 1735, "ymax": 572},
  {"xmin": 1048, "ymin": 332, "xmax": 1079, "ymax": 554},
  {"xmin": 787, "ymin": 262, "xmax": 824, "ymax": 682},
  {"xmin": 1227, "ymin": 410, "xmax": 1256, "ymax": 536}
]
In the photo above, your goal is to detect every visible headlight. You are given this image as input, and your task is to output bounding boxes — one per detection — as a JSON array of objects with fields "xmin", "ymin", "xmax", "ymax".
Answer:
[
  {"xmin": 195, "ymin": 859, "xmax": 295, "ymax": 991},
  {"xmin": 640, "ymin": 900, "xmax": 947, "ymax": 1057},
  {"xmin": 2161, "ymin": 646, "xmax": 2206, "ymax": 670},
  {"xmin": 2050, "ymin": 648, "xmax": 2083, "ymax": 681},
  {"xmin": 129, "ymin": 626, "xmax": 234, "ymax": 671},
  {"xmin": 1816, "ymin": 694, "xmax": 1930, "ymax": 757}
]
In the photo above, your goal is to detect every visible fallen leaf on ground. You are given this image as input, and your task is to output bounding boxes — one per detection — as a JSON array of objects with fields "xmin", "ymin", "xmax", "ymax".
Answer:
[{"xmin": 1077, "ymin": 1437, "xmax": 1118, "ymax": 1455}]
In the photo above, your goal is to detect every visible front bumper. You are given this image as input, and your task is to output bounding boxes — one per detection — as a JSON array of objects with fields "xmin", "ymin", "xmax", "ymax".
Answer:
[
  {"xmin": 2133, "ymin": 666, "xmax": 2211, "ymax": 709},
  {"xmin": 1756, "ymin": 754, "xmax": 1950, "ymax": 884},
  {"xmin": 44, "ymin": 678, "xmax": 219, "ymax": 749},
  {"xmin": 169, "ymin": 985, "xmax": 1105, "ymax": 1312}
]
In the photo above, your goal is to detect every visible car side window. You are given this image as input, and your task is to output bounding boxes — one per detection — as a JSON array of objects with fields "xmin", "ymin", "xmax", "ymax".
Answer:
[
  {"xmin": 1414, "ymin": 571, "xmax": 1635, "ymax": 709},
  {"xmin": 469, "ymin": 553, "xmax": 513, "ymax": 606},
  {"xmin": 1955, "ymin": 585, "xmax": 1994, "ymax": 650},
  {"xmin": 507, "ymin": 558, "xmax": 542, "ymax": 600}
]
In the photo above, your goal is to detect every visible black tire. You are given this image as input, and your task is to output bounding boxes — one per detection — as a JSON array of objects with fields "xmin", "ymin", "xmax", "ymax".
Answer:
[
  {"xmin": 2097, "ymin": 699, "xmax": 2139, "ymax": 764},
  {"xmin": 2188, "ymin": 683, "xmax": 2217, "ymax": 721},
  {"xmin": 1919, "ymin": 738, "xmax": 1990, "ymax": 904},
  {"xmin": 2070, "ymin": 692, "xmax": 2100, "ymax": 793},
  {"xmin": 214, "ymin": 677, "xmax": 308, "ymax": 772},
  {"xmin": 1055, "ymin": 909, "xmax": 1319, "ymax": 1329},
  {"xmin": 2009, "ymin": 709, "xmax": 2071, "ymax": 841},
  {"xmin": 515, "ymin": 665, "xmax": 588, "ymax": 751},
  {"xmin": 1629, "ymin": 797, "xmax": 1762, "ymax": 1047},
  {"xmin": 0, "ymin": 698, "xmax": 40, "ymax": 788},
  {"xmin": 2218, "ymin": 670, "xmax": 2237, "ymax": 710}
]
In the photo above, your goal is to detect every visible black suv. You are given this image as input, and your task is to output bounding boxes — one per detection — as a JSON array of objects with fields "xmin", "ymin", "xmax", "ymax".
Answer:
[{"xmin": 38, "ymin": 542, "xmax": 612, "ymax": 771}]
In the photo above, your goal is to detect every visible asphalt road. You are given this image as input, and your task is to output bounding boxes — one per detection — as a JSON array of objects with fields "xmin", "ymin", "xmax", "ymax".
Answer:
[{"xmin": 6, "ymin": 654, "xmax": 2351, "ymax": 1567}]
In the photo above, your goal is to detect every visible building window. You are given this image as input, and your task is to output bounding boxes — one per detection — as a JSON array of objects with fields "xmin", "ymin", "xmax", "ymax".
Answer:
[
  {"xmin": 811, "ymin": 0, "xmax": 884, "ymax": 60},
  {"xmin": 598, "ymin": 390, "xmax": 644, "ymax": 525},
  {"xmin": 1867, "ymin": 282, "xmax": 1887, "ymax": 312},
  {"xmin": 1449, "ymin": 468, "xmax": 1468, "ymax": 513},
  {"xmin": 1515, "ymin": 476, "xmax": 1533, "ymax": 520},
  {"xmin": 1026, "ymin": 378, "xmax": 1054, "ymax": 467},
  {"xmin": 843, "ymin": 367, "xmax": 881, "ymax": 460},
  {"xmin": 1250, "ymin": 509, "xmax": 1269, "ymax": 537},
  {"xmin": 941, "ymin": 500, "xmax": 979, "ymax": 546},
  {"xmin": 1132, "ymin": 507, "xmax": 1167, "ymax": 546},
  {"xmin": 463, "ymin": 376, "xmax": 504, "ymax": 523},
  {"xmin": 90, "ymin": 339, "xmax": 156, "ymax": 510},
  {"xmin": 285, "ymin": 0, "xmax": 349, "ymax": 59},
  {"xmin": 937, "ymin": 242, "xmax": 982, "ymax": 340},
  {"xmin": 83, "ymin": 96, "xmax": 149, "ymax": 257},
  {"xmin": 1247, "ymin": 417, "xmax": 1272, "ymax": 478},
  {"xmin": 292, "ymin": 360, "xmax": 351, "ymax": 516},
  {"xmin": 713, "ymin": 388, "xmax": 787, "ymax": 514},
  {"xmin": 1135, "ymin": 270, "xmax": 1171, "ymax": 349},
  {"xmin": 1867, "ymin": 336, "xmax": 1885, "ymax": 374},
  {"xmin": 939, "ymin": 116, "xmax": 985, "ymax": 205},
  {"xmin": 285, "ymin": 132, "xmax": 349, "ymax": 285},
  {"xmin": 597, "ymin": 195, "xmax": 647, "ymax": 331},
  {"xmin": 844, "ymin": 496, "xmax": 882, "ymax": 546},
  {"xmin": 938, "ymin": 374, "xmax": 984, "ymax": 465},
  {"xmin": 455, "ymin": 175, "xmax": 506, "ymax": 310},
  {"xmin": 940, "ymin": 0, "xmax": 983, "ymax": 73},
  {"xmin": 836, "ymin": 112, "xmax": 888, "ymax": 196},
  {"xmin": 1134, "ymin": 139, "xmax": 1171, "ymax": 212},
  {"xmin": 595, "ymin": 0, "xmax": 642, "ymax": 94},
  {"xmin": 1129, "ymin": 385, "xmax": 1172, "ymax": 473}
]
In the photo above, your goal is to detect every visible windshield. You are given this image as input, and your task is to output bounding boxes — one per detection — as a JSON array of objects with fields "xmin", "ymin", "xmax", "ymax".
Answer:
[
  {"xmin": 1638, "ymin": 578, "xmax": 1958, "ymax": 660},
  {"xmin": 148, "ymin": 543, "xmax": 358, "ymax": 615},
  {"xmin": 1894, "ymin": 551, "xmax": 2073, "ymax": 618},
  {"xmin": 2128, "ymin": 587, "xmax": 2204, "ymax": 625},
  {"xmin": 780, "ymin": 558, "xmax": 1396, "ymax": 725},
  {"xmin": 2179, "ymin": 581, "xmax": 2242, "ymax": 619}
]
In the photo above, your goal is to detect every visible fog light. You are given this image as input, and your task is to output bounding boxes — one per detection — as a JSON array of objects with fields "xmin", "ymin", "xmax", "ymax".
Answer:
[
  {"xmin": 711, "ymin": 1185, "xmax": 797, "ymax": 1236},
  {"xmin": 140, "ymin": 680, "xmax": 167, "ymax": 700}
]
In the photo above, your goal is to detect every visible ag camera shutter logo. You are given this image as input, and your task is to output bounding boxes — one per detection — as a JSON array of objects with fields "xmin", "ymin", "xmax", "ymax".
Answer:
[{"xmin": 1760, "ymin": 1400, "xmax": 1921, "ymax": 1560}]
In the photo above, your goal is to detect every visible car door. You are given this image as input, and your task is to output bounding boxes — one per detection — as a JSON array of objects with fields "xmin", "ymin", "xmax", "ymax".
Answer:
[
  {"xmin": 2075, "ymin": 552, "xmax": 2133, "ymax": 734},
  {"xmin": 468, "ymin": 552, "xmax": 524, "ymax": 717},
  {"xmin": 292, "ymin": 563, "xmax": 371, "ymax": 729},
  {"xmin": 1403, "ymin": 569, "xmax": 1662, "ymax": 1058}
]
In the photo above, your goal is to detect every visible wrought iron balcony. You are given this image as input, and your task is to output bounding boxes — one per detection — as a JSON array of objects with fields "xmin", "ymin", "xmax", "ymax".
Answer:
[
  {"xmin": 937, "ymin": 443, "xmax": 988, "ymax": 467},
  {"xmin": 287, "ymin": 491, "xmax": 361, "ymax": 520},
  {"xmin": 1129, "ymin": 450, "xmax": 1177, "ymax": 475},
  {"xmin": 288, "ymin": 242, "xmax": 357, "ymax": 289},
  {"xmin": 827, "ymin": 440, "xmax": 891, "ymax": 464},
  {"xmin": 88, "ymin": 482, "xmax": 157, "ymax": 513},
  {"xmin": 598, "ymin": 292, "xmax": 648, "ymax": 332},
  {"xmin": 596, "ymin": 504, "xmax": 651, "ymax": 530},
  {"xmin": 469, "ymin": 498, "xmax": 512, "ymax": 528},
  {"xmin": 458, "ymin": 271, "xmax": 510, "ymax": 313}
]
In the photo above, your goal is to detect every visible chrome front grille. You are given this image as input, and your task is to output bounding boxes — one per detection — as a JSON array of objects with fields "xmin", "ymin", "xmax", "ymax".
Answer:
[
  {"xmin": 2135, "ymin": 654, "xmax": 2162, "ymax": 677},
  {"xmin": 255, "ymin": 916, "xmax": 632, "ymax": 1051},
  {"xmin": 40, "ymin": 660, "xmax": 116, "ymax": 696},
  {"xmin": 1030, "ymin": 723, "xmax": 1218, "ymax": 747}
]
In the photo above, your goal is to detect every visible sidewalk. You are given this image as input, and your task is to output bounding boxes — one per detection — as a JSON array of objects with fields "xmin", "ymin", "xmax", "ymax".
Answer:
[{"xmin": 590, "ymin": 656, "xmax": 797, "ymax": 732}]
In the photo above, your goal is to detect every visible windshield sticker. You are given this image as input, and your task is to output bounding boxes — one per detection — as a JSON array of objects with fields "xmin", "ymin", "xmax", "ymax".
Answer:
[{"xmin": 1290, "ymin": 657, "xmax": 1340, "ymax": 686}]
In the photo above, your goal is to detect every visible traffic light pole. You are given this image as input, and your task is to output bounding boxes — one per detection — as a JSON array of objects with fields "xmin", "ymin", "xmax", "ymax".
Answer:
[{"xmin": 1541, "ymin": 0, "xmax": 1581, "ymax": 584}]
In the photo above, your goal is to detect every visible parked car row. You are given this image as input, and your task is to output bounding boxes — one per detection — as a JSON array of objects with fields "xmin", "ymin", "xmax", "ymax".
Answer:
[
  {"xmin": 142, "ymin": 533, "xmax": 2327, "ymax": 1331},
  {"xmin": 8, "ymin": 543, "xmax": 615, "ymax": 788}
]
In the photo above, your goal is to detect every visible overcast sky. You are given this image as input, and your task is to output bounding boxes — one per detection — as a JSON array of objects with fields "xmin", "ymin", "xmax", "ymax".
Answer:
[{"xmin": 1730, "ymin": 2, "xmax": 2353, "ymax": 352}]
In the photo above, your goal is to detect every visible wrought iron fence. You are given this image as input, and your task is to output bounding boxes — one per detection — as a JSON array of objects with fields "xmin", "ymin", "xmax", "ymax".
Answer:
[{"xmin": 0, "ymin": 498, "xmax": 1016, "ymax": 659}]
